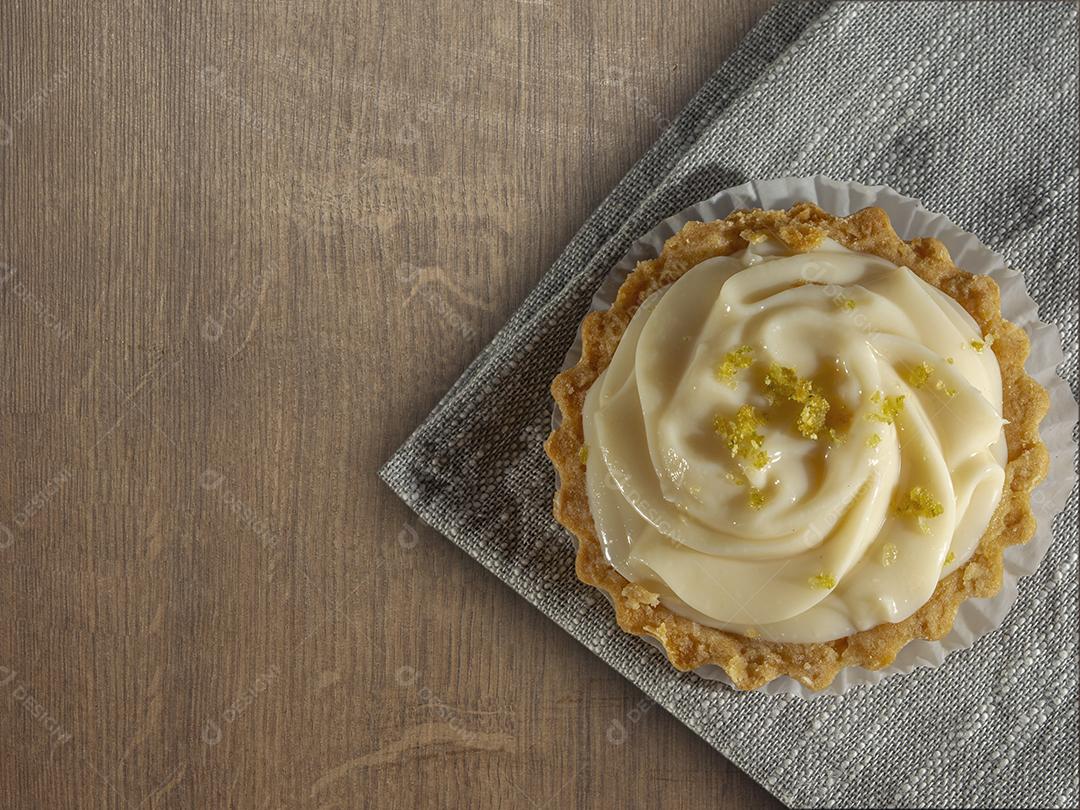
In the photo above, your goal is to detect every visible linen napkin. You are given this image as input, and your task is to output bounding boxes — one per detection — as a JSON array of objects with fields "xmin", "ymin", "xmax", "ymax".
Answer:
[{"xmin": 381, "ymin": 1, "xmax": 1079, "ymax": 806}]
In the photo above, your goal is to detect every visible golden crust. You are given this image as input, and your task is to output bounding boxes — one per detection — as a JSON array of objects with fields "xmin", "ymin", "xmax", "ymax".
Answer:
[{"xmin": 544, "ymin": 203, "xmax": 1050, "ymax": 691}]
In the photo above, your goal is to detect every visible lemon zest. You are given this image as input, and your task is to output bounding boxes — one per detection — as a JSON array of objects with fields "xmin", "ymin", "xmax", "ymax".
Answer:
[
  {"xmin": 797, "ymin": 394, "xmax": 830, "ymax": 440},
  {"xmin": 714, "ymin": 405, "xmax": 769, "ymax": 469},
  {"xmin": 866, "ymin": 392, "xmax": 906, "ymax": 424},
  {"xmin": 765, "ymin": 363, "xmax": 832, "ymax": 439},
  {"xmin": 765, "ymin": 363, "xmax": 813, "ymax": 403},
  {"xmin": 904, "ymin": 361, "xmax": 935, "ymax": 389},
  {"xmin": 895, "ymin": 485, "xmax": 944, "ymax": 534},
  {"xmin": 713, "ymin": 345, "xmax": 754, "ymax": 387},
  {"xmin": 934, "ymin": 379, "xmax": 958, "ymax": 398}
]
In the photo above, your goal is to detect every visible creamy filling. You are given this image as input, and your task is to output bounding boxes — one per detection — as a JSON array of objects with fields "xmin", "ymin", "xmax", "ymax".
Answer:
[{"xmin": 582, "ymin": 238, "xmax": 1006, "ymax": 643}]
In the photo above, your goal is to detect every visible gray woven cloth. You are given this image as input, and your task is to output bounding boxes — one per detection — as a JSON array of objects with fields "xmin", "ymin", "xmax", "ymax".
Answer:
[{"xmin": 380, "ymin": 1, "xmax": 1080, "ymax": 806}]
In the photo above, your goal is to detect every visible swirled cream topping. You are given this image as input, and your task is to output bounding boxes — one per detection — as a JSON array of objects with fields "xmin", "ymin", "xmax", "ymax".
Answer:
[{"xmin": 582, "ymin": 237, "xmax": 1006, "ymax": 643}]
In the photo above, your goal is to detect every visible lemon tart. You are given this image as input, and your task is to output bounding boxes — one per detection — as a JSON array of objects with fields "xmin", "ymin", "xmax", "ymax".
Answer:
[{"xmin": 546, "ymin": 203, "xmax": 1049, "ymax": 690}]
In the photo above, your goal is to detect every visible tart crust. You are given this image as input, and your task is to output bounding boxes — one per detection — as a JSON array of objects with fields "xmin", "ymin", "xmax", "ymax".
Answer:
[{"xmin": 545, "ymin": 203, "xmax": 1050, "ymax": 691}]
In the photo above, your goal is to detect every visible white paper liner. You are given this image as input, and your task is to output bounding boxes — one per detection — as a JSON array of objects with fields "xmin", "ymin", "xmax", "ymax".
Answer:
[{"xmin": 553, "ymin": 175, "xmax": 1078, "ymax": 699}]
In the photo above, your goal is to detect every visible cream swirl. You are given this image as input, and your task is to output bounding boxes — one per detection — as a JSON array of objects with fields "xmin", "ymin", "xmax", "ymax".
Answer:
[{"xmin": 582, "ymin": 238, "xmax": 1006, "ymax": 642}]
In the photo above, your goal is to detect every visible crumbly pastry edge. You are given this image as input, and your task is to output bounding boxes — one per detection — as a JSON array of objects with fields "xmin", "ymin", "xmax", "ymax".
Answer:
[{"xmin": 544, "ymin": 203, "xmax": 1050, "ymax": 691}]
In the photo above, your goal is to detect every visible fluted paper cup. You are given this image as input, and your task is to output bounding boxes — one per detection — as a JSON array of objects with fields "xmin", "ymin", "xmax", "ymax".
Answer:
[{"xmin": 554, "ymin": 175, "xmax": 1078, "ymax": 698}]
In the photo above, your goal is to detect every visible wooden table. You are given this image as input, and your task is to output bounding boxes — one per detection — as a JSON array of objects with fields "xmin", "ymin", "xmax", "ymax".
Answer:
[{"xmin": 1, "ymin": 1, "xmax": 782, "ymax": 806}]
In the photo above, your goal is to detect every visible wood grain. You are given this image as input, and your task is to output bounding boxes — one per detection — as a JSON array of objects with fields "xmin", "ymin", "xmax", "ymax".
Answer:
[{"xmin": 1, "ymin": 0, "xmax": 781, "ymax": 806}]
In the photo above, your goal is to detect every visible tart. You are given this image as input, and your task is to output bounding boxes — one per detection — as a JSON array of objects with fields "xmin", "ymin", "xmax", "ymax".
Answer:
[{"xmin": 545, "ymin": 203, "xmax": 1049, "ymax": 691}]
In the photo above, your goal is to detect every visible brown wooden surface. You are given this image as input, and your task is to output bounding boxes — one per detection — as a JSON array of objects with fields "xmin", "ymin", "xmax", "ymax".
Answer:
[{"xmin": 1, "ymin": 1, "xmax": 783, "ymax": 807}]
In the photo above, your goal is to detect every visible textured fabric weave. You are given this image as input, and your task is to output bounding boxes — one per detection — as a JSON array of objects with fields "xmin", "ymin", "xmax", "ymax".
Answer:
[{"xmin": 380, "ymin": 2, "xmax": 1080, "ymax": 806}]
